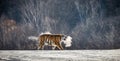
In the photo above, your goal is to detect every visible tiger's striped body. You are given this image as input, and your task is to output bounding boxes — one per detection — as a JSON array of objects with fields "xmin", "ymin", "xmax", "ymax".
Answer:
[{"xmin": 38, "ymin": 34, "xmax": 65, "ymax": 50}]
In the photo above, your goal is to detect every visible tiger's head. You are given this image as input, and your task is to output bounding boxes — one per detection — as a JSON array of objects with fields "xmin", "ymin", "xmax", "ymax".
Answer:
[{"xmin": 61, "ymin": 35, "xmax": 72, "ymax": 47}]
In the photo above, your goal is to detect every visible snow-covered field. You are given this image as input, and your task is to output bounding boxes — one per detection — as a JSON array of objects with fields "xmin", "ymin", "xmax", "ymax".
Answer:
[{"xmin": 0, "ymin": 49, "xmax": 120, "ymax": 61}]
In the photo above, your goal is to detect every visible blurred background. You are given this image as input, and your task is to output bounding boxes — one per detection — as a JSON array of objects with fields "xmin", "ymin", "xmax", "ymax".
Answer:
[{"xmin": 0, "ymin": 0, "xmax": 120, "ymax": 50}]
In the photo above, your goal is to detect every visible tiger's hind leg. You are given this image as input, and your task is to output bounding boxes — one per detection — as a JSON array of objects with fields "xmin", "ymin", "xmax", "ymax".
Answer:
[
  {"xmin": 38, "ymin": 43, "xmax": 44, "ymax": 50},
  {"xmin": 38, "ymin": 39, "xmax": 44, "ymax": 50},
  {"xmin": 37, "ymin": 45, "xmax": 44, "ymax": 50}
]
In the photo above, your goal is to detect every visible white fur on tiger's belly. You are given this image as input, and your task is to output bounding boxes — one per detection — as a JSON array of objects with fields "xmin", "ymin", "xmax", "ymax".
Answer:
[{"xmin": 44, "ymin": 41, "xmax": 55, "ymax": 46}]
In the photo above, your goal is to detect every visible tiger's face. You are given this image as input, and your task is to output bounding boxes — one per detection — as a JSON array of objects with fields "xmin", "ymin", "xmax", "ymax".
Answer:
[{"xmin": 62, "ymin": 35, "xmax": 68, "ymax": 40}]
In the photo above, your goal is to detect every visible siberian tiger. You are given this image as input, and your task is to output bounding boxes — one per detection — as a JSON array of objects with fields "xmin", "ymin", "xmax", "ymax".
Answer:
[
  {"xmin": 37, "ymin": 34, "xmax": 67, "ymax": 50},
  {"xmin": 28, "ymin": 32, "xmax": 72, "ymax": 50}
]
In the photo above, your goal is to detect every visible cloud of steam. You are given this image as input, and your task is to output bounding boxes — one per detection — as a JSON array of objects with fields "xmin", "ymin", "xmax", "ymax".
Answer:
[{"xmin": 63, "ymin": 36, "xmax": 72, "ymax": 47}]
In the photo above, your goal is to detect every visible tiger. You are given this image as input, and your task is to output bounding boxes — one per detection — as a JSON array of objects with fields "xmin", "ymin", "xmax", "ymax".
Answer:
[
  {"xmin": 28, "ymin": 32, "xmax": 72, "ymax": 50},
  {"xmin": 37, "ymin": 34, "xmax": 67, "ymax": 50}
]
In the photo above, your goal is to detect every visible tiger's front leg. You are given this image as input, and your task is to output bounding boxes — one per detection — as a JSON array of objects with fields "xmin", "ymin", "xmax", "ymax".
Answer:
[
  {"xmin": 56, "ymin": 43, "xmax": 64, "ymax": 50},
  {"xmin": 52, "ymin": 45, "xmax": 56, "ymax": 50}
]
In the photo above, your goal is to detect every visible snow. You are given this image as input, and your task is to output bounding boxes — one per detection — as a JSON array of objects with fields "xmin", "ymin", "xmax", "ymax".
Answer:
[{"xmin": 0, "ymin": 50, "xmax": 120, "ymax": 61}]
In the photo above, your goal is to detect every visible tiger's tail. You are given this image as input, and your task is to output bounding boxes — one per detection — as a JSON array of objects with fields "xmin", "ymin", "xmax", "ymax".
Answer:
[{"xmin": 28, "ymin": 36, "xmax": 39, "ymax": 41}]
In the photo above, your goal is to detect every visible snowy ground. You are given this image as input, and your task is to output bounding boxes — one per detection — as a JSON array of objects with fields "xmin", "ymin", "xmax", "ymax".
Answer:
[{"xmin": 0, "ymin": 49, "xmax": 120, "ymax": 61}]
